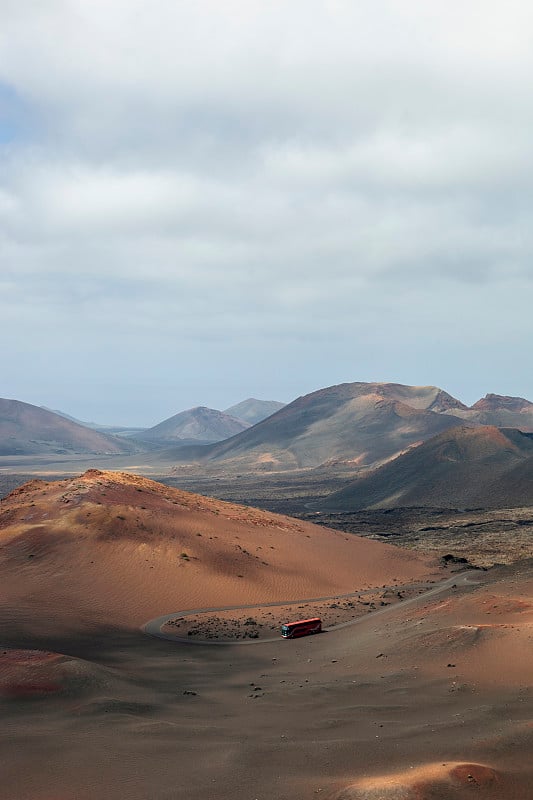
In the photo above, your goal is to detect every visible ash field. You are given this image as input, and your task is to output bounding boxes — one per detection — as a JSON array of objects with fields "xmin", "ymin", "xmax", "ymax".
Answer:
[{"xmin": 2, "ymin": 384, "xmax": 533, "ymax": 798}]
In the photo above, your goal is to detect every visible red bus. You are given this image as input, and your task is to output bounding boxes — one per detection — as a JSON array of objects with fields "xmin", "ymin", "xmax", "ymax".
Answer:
[{"xmin": 281, "ymin": 617, "xmax": 322, "ymax": 638}]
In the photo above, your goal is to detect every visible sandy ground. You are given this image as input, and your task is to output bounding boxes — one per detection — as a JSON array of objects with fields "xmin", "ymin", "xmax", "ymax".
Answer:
[
  {"xmin": 2, "ymin": 564, "xmax": 533, "ymax": 799},
  {"xmin": 1, "ymin": 472, "xmax": 533, "ymax": 798},
  {"xmin": 0, "ymin": 470, "xmax": 441, "ymax": 636},
  {"xmin": 161, "ymin": 586, "xmax": 430, "ymax": 641}
]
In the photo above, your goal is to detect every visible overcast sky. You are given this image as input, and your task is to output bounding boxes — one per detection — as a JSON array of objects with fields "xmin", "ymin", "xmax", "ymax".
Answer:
[{"xmin": 1, "ymin": 1, "xmax": 532, "ymax": 426}]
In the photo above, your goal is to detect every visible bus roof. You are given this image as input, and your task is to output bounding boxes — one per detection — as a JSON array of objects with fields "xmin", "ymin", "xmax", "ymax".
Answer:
[{"xmin": 283, "ymin": 617, "xmax": 321, "ymax": 627}]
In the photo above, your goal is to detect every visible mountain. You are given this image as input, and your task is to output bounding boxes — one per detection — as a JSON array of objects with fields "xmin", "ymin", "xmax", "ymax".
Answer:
[
  {"xmin": 472, "ymin": 394, "xmax": 533, "ymax": 413},
  {"xmin": 445, "ymin": 393, "xmax": 533, "ymax": 431},
  {"xmin": 41, "ymin": 406, "xmax": 147, "ymax": 437},
  {"xmin": 223, "ymin": 398, "xmax": 286, "ymax": 425},
  {"xmin": 178, "ymin": 383, "xmax": 472, "ymax": 470},
  {"xmin": 0, "ymin": 398, "xmax": 135, "ymax": 455},
  {"xmin": 138, "ymin": 406, "xmax": 250, "ymax": 445},
  {"xmin": 0, "ymin": 469, "xmax": 435, "ymax": 633},
  {"xmin": 318, "ymin": 425, "xmax": 533, "ymax": 511},
  {"xmin": 41, "ymin": 406, "xmax": 96, "ymax": 426}
]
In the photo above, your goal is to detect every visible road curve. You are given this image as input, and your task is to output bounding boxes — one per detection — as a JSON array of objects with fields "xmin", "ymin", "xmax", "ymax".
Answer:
[{"xmin": 141, "ymin": 571, "xmax": 482, "ymax": 646}]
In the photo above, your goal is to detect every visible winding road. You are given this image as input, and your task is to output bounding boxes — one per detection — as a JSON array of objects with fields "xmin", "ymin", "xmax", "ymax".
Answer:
[{"xmin": 141, "ymin": 570, "xmax": 482, "ymax": 645}]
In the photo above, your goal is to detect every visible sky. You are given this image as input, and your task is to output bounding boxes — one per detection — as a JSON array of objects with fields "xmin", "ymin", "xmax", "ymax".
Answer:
[{"xmin": 1, "ymin": 1, "xmax": 532, "ymax": 426}]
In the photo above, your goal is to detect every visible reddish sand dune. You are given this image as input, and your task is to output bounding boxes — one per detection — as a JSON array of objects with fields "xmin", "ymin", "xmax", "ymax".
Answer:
[
  {"xmin": 0, "ymin": 470, "xmax": 439, "ymax": 633},
  {"xmin": 315, "ymin": 563, "xmax": 533, "ymax": 800},
  {"xmin": 1, "ymin": 511, "xmax": 533, "ymax": 799},
  {"xmin": 333, "ymin": 761, "xmax": 518, "ymax": 799},
  {"xmin": 0, "ymin": 647, "xmax": 112, "ymax": 699},
  {"xmin": 387, "ymin": 564, "xmax": 533, "ymax": 688}
]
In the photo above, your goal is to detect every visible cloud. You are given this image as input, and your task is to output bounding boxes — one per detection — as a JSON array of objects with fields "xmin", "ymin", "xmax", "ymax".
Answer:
[{"xmin": 0, "ymin": 1, "xmax": 532, "ymax": 422}]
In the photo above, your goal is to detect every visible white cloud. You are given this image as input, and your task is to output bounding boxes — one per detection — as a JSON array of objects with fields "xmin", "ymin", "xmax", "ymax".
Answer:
[{"xmin": 0, "ymin": 1, "xmax": 533, "ymax": 422}]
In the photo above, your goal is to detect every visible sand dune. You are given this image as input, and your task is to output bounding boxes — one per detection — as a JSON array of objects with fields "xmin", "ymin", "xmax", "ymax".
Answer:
[
  {"xmin": 319, "ymin": 561, "xmax": 533, "ymax": 799},
  {"xmin": 3, "ymin": 470, "xmax": 533, "ymax": 800},
  {"xmin": 390, "ymin": 562, "xmax": 533, "ymax": 687},
  {"xmin": 0, "ymin": 469, "xmax": 438, "ymax": 634},
  {"xmin": 332, "ymin": 761, "xmax": 513, "ymax": 799},
  {"xmin": 0, "ymin": 647, "xmax": 115, "ymax": 700}
]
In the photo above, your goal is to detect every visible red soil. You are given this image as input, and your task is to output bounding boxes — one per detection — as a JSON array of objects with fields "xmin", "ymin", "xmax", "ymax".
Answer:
[{"xmin": 0, "ymin": 470, "xmax": 441, "ymax": 633}]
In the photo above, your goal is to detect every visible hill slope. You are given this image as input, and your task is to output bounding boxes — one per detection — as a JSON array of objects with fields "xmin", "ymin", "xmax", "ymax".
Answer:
[
  {"xmin": 138, "ymin": 406, "xmax": 250, "ymax": 445},
  {"xmin": 0, "ymin": 398, "xmax": 134, "ymax": 455},
  {"xmin": 183, "ymin": 383, "xmax": 471, "ymax": 470},
  {"xmin": 0, "ymin": 469, "xmax": 437, "ymax": 633},
  {"xmin": 223, "ymin": 398, "xmax": 286, "ymax": 425},
  {"xmin": 446, "ymin": 393, "xmax": 533, "ymax": 431},
  {"xmin": 318, "ymin": 426, "xmax": 533, "ymax": 511}
]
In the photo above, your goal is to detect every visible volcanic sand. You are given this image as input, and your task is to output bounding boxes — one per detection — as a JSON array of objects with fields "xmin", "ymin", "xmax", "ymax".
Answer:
[
  {"xmin": 1, "ymin": 471, "xmax": 533, "ymax": 798},
  {"xmin": 0, "ymin": 469, "xmax": 440, "ymax": 635}
]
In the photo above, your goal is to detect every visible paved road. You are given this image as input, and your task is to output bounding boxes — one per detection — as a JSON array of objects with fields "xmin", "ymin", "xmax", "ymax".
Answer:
[{"xmin": 141, "ymin": 570, "xmax": 482, "ymax": 646}]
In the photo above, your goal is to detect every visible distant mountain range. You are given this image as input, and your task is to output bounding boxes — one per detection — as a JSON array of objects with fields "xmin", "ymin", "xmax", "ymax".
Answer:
[
  {"xmin": 5, "ymin": 385, "xmax": 533, "ymax": 490},
  {"xmin": 40, "ymin": 407, "xmax": 147, "ymax": 437},
  {"xmin": 43, "ymin": 397, "xmax": 286, "ymax": 434},
  {"xmin": 0, "ymin": 397, "xmax": 287, "ymax": 456},
  {"xmin": 177, "ymin": 383, "xmax": 477, "ymax": 470},
  {"xmin": 136, "ymin": 399, "xmax": 287, "ymax": 447}
]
